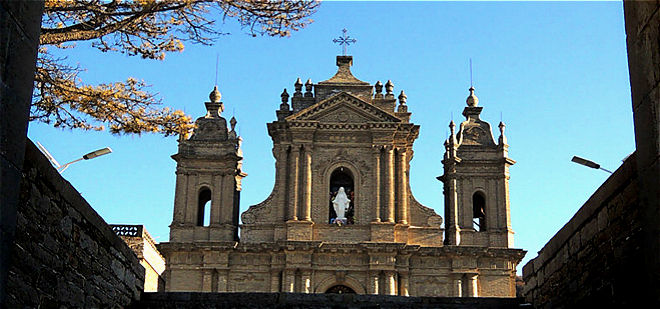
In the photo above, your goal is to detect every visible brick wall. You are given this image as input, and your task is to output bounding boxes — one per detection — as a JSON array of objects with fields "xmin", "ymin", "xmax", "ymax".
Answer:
[
  {"xmin": 522, "ymin": 153, "xmax": 642, "ymax": 307},
  {"xmin": 5, "ymin": 140, "xmax": 145, "ymax": 307}
]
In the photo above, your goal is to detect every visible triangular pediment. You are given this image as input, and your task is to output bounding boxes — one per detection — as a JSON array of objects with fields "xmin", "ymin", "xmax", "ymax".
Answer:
[{"xmin": 286, "ymin": 92, "xmax": 400, "ymax": 123}]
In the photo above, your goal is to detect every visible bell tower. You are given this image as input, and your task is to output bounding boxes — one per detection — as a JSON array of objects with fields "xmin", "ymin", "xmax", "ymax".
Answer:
[
  {"xmin": 169, "ymin": 86, "xmax": 246, "ymax": 242},
  {"xmin": 439, "ymin": 87, "xmax": 515, "ymax": 247}
]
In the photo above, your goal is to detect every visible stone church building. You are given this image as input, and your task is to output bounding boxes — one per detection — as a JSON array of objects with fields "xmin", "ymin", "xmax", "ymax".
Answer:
[{"xmin": 158, "ymin": 55, "xmax": 525, "ymax": 297}]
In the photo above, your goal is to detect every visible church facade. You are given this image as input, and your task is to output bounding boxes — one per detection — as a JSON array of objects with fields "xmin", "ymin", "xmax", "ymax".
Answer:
[{"xmin": 158, "ymin": 55, "xmax": 525, "ymax": 297}]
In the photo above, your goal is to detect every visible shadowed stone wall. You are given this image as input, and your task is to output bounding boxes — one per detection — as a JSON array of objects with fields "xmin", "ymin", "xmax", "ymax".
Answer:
[
  {"xmin": 624, "ymin": 0, "xmax": 660, "ymax": 301},
  {"xmin": 522, "ymin": 154, "xmax": 641, "ymax": 307},
  {"xmin": 0, "ymin": 1, "xmax": 43, "ymax": 305},
  {"xmin": 5, "ymin": 140, "xmax": 145, "ymax": 307},
  {"xmin": 130, "ymin": 292, "xmax": 524, "ymax": 309}
]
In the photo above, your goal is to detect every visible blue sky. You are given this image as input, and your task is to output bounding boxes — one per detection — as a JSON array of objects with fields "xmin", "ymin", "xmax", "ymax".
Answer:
[{"xmin": 28, "ymin": 1, "xmax": 634, "ymax": 272}]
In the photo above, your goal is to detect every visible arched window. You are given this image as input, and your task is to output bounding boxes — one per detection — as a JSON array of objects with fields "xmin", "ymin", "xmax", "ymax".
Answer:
[
  {"xmin": 326, "ymin": 285, "xmax": 356, "ymax": 294},
  {"xmin": 197, "ymin": 187, "xmax": 212, "ymax": 226},
  {"xmin": 472, "ymin": 192, "xmax": 486, "ymax": 231},
  {"xmin": 329, "ymin": 167, "xmax": 354, "ymax": 224}
]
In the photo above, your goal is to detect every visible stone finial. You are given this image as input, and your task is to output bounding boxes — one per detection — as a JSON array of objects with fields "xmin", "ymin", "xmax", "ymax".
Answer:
[
  {"xmin": 375, "ymin": 81, "xmax": 383, "ymax": 93},
  {"xmin": 398, "ymin": 90, "xmax": 407, "ymax": 105},
  {"xmin": 209, "ymin": 85, "xmax": 222, "ymax": 103},
  {"xmin": 280, "ymin": 88, "xmax": 290, "ymax": 110},
  {"xmin": 374, "ymin": 81, "xmax": 383, "ymax": 99},
  {"xmin": 304, "ymin": 79, "xmax": 313, "ymax": 98},
  {"xmin": 385, "ymin": 80, "xmax": 394, "ymax": 97},
  {"xmin": 205, "ymin": 85, "xmax": 224, "ymax": 118},
  {"xmin": 228, "ymin": 116, "xmax": 238, "ymax": 139},
  {"xmin": 498, "ymin": 121, "xmax": 507, "ymax": 145},
  {"xmin": 294, "ymin": 78, "xmax": 303, "ymax": 97},
  {"xmin": 230, "ymin": 116, "xmax": 237, "ymax": 131},
  {"xmin": 466, "ymin": 86, "xmax": 479, "ymax": 107},
  {"xmin": 281, "ymin": 88, "xmax": 290, "ymax": 103}
]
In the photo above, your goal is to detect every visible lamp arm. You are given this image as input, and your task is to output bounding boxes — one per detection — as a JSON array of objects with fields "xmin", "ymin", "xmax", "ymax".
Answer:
[{"xmin": 57, "ymin": 158, "xmax": 83, "ymax": 173}]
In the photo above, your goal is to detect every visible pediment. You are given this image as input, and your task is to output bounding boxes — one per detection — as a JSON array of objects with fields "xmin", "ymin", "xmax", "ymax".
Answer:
[{"xmin": 286, "ymin": 92, "xmax": 400, "ymax": 123}]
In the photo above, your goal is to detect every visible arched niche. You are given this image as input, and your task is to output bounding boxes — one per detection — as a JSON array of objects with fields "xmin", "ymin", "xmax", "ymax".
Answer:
[
  {"xmin": 314, "ymin": 275, "xmax": 366, "ymax": 294},
  {"xmin": 328, "ymin": 166, "xmax": 355, "ymax": 224}
]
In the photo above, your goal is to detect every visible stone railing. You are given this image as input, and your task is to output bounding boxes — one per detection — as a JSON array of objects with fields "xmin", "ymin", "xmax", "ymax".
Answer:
[{"xmin": 112, "ymin": 224, "xmax": 144, "ymax": 237}]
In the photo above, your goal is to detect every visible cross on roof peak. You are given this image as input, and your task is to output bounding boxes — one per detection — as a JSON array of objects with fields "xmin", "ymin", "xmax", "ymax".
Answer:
[{"xmin": 332, "ymin": 28, "xmax": 357, "ymax": 56}]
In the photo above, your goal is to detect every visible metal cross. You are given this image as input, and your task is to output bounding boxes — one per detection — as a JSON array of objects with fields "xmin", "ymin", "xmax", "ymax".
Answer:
[{"xmin": 332, "ymin": 29, "xmax": 357, "ymax": 56}]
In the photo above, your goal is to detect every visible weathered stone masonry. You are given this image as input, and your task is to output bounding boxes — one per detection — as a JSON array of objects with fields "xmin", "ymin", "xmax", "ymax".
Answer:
[{"xmin": 6, "ymin": 141, "xmax": 144, "ymax": 308}]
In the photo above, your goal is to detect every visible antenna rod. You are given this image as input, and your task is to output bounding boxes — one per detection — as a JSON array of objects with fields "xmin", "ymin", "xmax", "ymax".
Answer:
[
  {"xmin": 469, "ymin": 58, "xmax": 473, "ymax": 87},
  {"xmin": 215, "ymin": 53, "xmax": 219, "ymax": 86}
]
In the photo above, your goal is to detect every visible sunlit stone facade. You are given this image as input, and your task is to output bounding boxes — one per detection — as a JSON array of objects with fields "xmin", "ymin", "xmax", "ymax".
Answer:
[{"xmin": 159, "ymin": 55, "xmax": 525, "ymax": 297}]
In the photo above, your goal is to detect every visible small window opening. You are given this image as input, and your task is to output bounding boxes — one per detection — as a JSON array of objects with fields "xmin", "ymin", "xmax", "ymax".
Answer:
[
  {"xmin": 329, "ymin": 167, "xmax": 354, "ymax": 224},
  {"xmin": 197, "ymin": 188, "xmax": 212, "ymax": 226},
  {"xmin": 472, "ymin": 192, "xmax": 486, "ymax": 231}
]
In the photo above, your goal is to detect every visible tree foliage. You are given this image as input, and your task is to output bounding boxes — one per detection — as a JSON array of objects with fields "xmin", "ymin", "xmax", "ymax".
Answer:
[{"xmin": 34, "ymin": 0, "xmax": 318, "ymax": 136}]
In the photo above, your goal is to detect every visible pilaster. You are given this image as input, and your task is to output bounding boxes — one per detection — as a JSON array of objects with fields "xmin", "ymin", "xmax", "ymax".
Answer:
[
  {"xmin": 372, "ymin": 145, "xmax": 382, "ymax": 222},
  {"xmin": 396, "ymin": 148, "xmax": 408, "ymax": 224},
  {"xmin": 288, "ymin": 146, "xmax": 300, "ymax": 221},
  {"xmin": 385, "ymin": 146, "xmax": 395, "ymax": 223}
]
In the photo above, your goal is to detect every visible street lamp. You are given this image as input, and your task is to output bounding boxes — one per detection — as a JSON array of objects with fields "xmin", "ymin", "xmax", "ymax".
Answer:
[
  {"xmin": 571, "ymin": 156, "xmax": 613, "ymax": 174},
  {"xmin": 36, "ymin": 142, "xmax": 112, "ymax": 173}
]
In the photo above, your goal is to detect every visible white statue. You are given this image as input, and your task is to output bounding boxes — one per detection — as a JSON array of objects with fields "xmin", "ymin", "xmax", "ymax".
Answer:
[{"xmin": 332, "ymin": 187, "xmax": 351, "ymax": 222}]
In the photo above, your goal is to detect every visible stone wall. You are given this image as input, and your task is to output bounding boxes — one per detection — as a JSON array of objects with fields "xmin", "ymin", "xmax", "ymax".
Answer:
[
  {"xmin": 112, "ymin": 225, "xmax": 166, "ymax": 292},
  {"xmin": 5, "ymin": 140, "xmax": 145, "ymax": 307},
  {"xmin": 130, "ymin": 292, "xmax": 524, "ymax": 309},
  {"xmin": 0, "ymin": 1, "xmax": 43, "ymax": 305},
  {"xmin": 624, "ymin": 0, "xmax": 660, "ymax": 301},
  {"xmin": 522, "ymin": 153, "xmax": 642, "ymax": 307}
]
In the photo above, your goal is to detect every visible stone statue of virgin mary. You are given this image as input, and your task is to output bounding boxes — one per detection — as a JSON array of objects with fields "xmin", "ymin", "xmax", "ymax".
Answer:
[{"xmin": 332, "ymin": 187, "xmax": 351, "ymax": 222}]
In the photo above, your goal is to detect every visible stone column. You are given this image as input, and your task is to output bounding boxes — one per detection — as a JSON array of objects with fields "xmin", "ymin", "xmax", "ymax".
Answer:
[
  {"xmin": 216, "ymin": 270, "xmax": 228, "ymax": 292},
  {"xmin": 369, "ymin": 272, "xmax": 380, "ymax": 294},
  {"xmin": 220, "ymin": 173, "xmax": 234, "ymax": 225},
  {"xmin": 385, "ymin": 146, "xmax": 395, "ymax": 223},
  {"xmin": 466, "ymin": 274, "xmax": 478, "ymax": 297},
  {"xmin": 185, "ymin": 175, "xmax": 198, "ymax": 224},
  {"xmin": 202, "ymin": 269, "xmax": 213, "ymax": 292},
  {"xmin": 372, "ymin": 146, "xmax": 381, "ymax": 222},
  {"xmin": 302, "ymin": 145, "xmax": 312, "ymax": 221},
  {"xmin": 384, "ymin": 271, "xmax": 396, "ymax": 295},
  {"xmin": 211, "ymin": 173, "xmax": 223, "ymax": 225},
  {"xmin": 288, "ymin": 147, "xmax": 300, "ymax": 221},
  {"xmin": 172, "ymin": 172, "xmax": 187, "ymax": 224},
  {"xmin": 301, "ymin": 271, "xmax": 311, "ymax": 293},
  {"xmin": 270, "ymin": 270, "xmax": 281, "ymax": 292},
  {"xmin": 396, "ymin": 148, "xmax": 408, "ymax": 224},
  {"xmin": 453, "ymin": 275, "xmax": 463, "ymax": 297},
  {"xmin": 399, "ymin": 272, "xmax": 410, "ymax": 296}
]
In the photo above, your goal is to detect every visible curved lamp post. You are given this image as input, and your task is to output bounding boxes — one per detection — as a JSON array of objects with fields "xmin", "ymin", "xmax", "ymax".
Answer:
[{"xmin": 37, "ymin": 142, "xmax": 112, "ymax": 173}]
